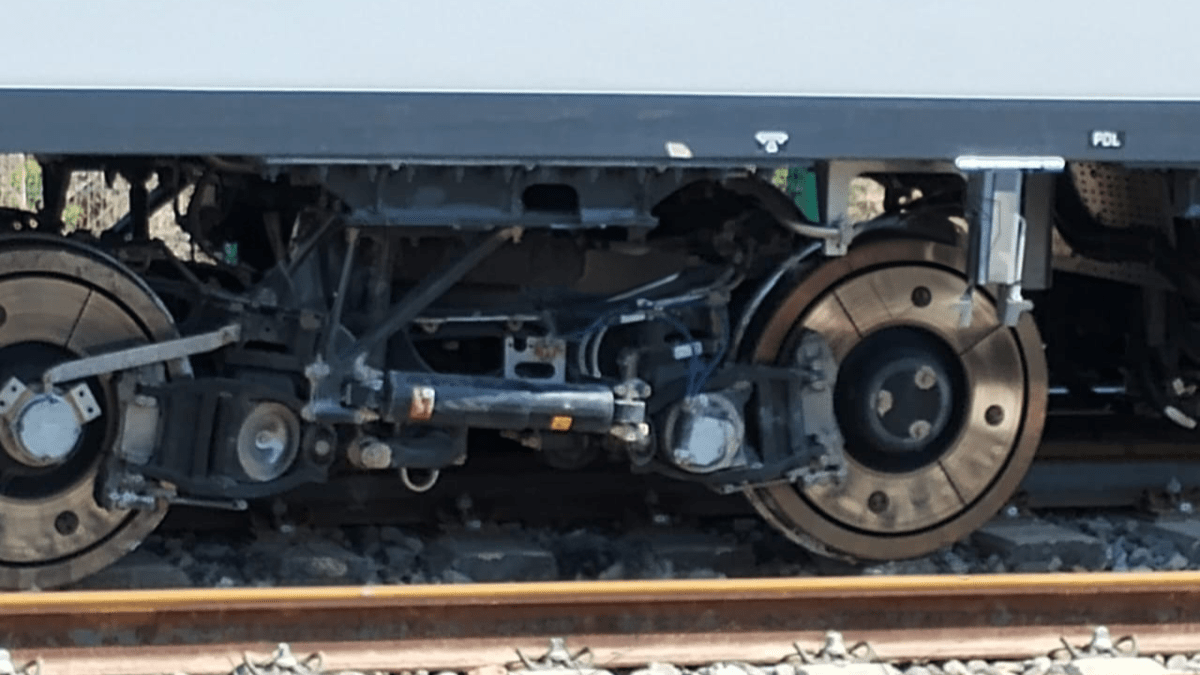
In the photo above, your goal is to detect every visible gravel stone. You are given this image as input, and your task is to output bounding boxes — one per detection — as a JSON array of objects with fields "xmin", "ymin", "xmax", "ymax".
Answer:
[
  {"xmin": 906, "ymin": 667, "xmax": 934, "ymax": 675},
  {"xmin": 864, "ymin": 558, "xmax": 941, "ymax": 576},
  {"xmin": 772, "ymin": 664, "xmax": 796, "ymax": 675},
  {"xmin": 598, "ymin": 561, "xmax": 626, "ymax": 580},
  {"xmin": 630, "ymin": 663, "xmax": 683, "ymax": 675},
  {"xmin": 548, "ymin": 530, "xmax": 618, "ymax": 579},
  {"xmin": 273, "ymin": 539, "xmax": 377, "ymax": 584},
  {"xmin": 380, "ymin": 526, "xmax": 424, "ymax": 553},
  {"xmin": 1166, "ymin": 553, "xmax": 1190, "ymax": 570},
  {"xmin": 797, "ymin": 665, "xmax": 898, "ymax": 675},
  {"xmin": 941, "ymin": 551, "xmax": 973, "ymax": 575},
  {"xmin": 1023, "ymin": 656, "xmax": 1053, "ymax": 675},
  {"xmin": 1166, "ymin": 655, "xmax": 1190, "ymax": 671},
  {"xmin": 704, "ymin": 665, "xmax": 746, "ymax": 675},
  {"xmin": 384, "ymin": 544, "xmax": 419, "ymax": 571},
  {"xmin": 1129, "ymin": 547, "xmax": 1153, "ymax": 568},
  {"xmin": 943, "ymin": 660, "xmax": 971, "ymax": 675},
  {"xmin": 1065, "ymin": 657, "xmax": 1167, "ymax": 675},
  {"xmin": 440, "ymin": 569, "xmax": 473, "ymax": 584}
]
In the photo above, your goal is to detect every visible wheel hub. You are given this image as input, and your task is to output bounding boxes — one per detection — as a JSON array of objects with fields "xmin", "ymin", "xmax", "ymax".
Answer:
[
  {"xmin": 0, "ymin": 376, "xmax": 102, "ymax": 469},
  {"xmin": 834, "ymin": 327, "xmax": 964, "ymax": 473},
  {"xmin": 14, "ymin": 393, "xmax": 83, "ymax": 466}
]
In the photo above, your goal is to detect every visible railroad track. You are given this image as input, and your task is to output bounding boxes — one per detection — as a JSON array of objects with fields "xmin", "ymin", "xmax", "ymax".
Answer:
[{"xmin": 6, "ymin": 573, "xmax": 1200, "ymax": 675}]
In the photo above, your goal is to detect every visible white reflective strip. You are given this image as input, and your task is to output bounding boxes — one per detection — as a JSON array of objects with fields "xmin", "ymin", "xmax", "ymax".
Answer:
[{"xmin": 954, "ymin": 156, "xmax": 1066, "ymax": 172}]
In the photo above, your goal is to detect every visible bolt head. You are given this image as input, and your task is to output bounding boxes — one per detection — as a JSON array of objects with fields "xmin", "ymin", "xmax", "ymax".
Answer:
[
  {"xmin": 911, "ymin": 286, "xmax": 932, "ymax": 307},
  {"xmin": 914, "ymin": 365, "xmax": 938, "ymax": 390},
  {"xmin": 985, "ymin": 405, "xmax": 1005, "ymax": 426},
  {"xmin": 908, "ymin": 419, "xmax": 932, "ymax": 441}
]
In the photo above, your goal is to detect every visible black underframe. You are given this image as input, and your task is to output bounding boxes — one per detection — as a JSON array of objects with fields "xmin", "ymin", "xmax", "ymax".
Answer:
[{"xmin": 2, "ymin": 89, "xmax": 1196, "ymax": 165}]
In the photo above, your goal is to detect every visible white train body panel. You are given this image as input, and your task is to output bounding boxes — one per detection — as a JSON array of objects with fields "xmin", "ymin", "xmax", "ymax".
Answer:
[{"xmin": 4, "ymin": 0, "xmax": 1196, "ymax": 100}]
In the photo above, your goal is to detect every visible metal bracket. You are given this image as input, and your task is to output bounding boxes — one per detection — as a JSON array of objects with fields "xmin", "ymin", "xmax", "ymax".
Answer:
[
  {"xmin": 789, "ymin": 630, "xmax": 879, "ymax": 665},
  {"xmin": 514, "ymin": 637, "xmax": 597, "ymax": 672},
  {"xmin": 504, "ymin": 335, "xmax": 567, "ymax": 383},
  {"xmin": 0, "ymin": 378, "xmax": 27, "ymax": 416},
  {"xmin": 0, "ymin": 377, "xmax": 99, "ymax": 425},
  {"xmin": 954, "ymin": 156, "xmax": 1064, "ymax": 327},
  {"xmin": 788, "ymin": 332, "xmax": 846, "ymax": 487},
  {"xmin": 234, "ymin": 643, "xmax": 324, "ymax": 675},
  {"xmin": 42, "ymin": 323, "xmax": 241, "ymax": 387}
]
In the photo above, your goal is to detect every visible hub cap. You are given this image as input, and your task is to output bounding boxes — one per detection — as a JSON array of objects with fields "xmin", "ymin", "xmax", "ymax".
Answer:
[{"xmin": 14, "ymin": 393, "xmax": 84, "ymax": 466}]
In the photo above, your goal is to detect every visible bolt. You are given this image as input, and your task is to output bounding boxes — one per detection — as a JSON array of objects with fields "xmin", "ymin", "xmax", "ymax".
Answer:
[
  {"xmin": 914, "ymin": 365, "xmax": 937, "ymax": 390},
  {"xmin": 867, "ymin": 491, "xmax": 889, "ymax": 514},
  {"xmin": 358, "ymin": 441, "xmax": 392, "ymax": 469},
  {"xmin": 911, "ymin": 286, "xmax": 932, "ymax": 307},
  {"xmin": 875, "ymin": 389, "xmax": 893, "ymax": 417},
  {"xmin": 985, "ymin": 405, "xmax": 1004, "ymax": 426},
  {"xmin": 1182, "ymin": 501, "xmax": 1195, "ymax": 514},
  {"xmin": 909, "ymin": 419, "xmax": 932, "ymax": 441},
  {"xmin": 313, "ymin": 439, "xmax": 332, "ymax": 458},
  {"xmin": 55, "ymin": 511, "xmax": 79, "ymax": 536}
]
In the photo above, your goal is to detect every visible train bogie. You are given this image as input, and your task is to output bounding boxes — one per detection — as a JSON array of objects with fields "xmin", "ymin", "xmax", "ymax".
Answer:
[{"xmin": 0, "ymin": 156, "xmax": 1078, "ymax": 586}]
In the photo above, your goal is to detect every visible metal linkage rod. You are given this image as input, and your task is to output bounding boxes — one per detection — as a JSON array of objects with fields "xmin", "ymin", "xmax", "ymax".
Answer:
[{"xmin": 337, "ymin": 227, "xmax": 519, "ymax": 366}]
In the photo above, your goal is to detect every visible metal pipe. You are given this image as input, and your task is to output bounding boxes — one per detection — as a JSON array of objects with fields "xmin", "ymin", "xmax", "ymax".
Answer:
[
  {"xmin": 385, "ymin": 371, "xmax": 615, "ymax": 434},
  {"xmin": 729, "ymin": 241, "xmax": 821, "ymax": 358}
]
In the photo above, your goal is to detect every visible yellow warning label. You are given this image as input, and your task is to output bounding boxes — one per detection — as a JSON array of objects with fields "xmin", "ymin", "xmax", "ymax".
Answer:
[{"xmin": 550, "ymin": 415, "xmax": 573, "ymax": 432}]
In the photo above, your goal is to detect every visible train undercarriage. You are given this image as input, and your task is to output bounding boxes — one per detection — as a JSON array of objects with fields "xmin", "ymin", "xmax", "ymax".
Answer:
[{"xmin": 0, "ymin": 156, "xmax": 1190, "ymax": 588}]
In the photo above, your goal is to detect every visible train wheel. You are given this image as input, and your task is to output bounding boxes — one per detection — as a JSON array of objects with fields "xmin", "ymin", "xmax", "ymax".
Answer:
[
  {"xmin": 0, "ymin": 236, "xmax": 177, "ymax": 589},
  {"xmin": 745, "ymin": 237, "xmax": 1048, "ymax": 560}
]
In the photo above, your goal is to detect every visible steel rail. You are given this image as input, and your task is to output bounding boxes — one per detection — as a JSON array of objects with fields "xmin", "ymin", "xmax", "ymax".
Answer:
[{"xmin": 3, "ymin": 573, "xmax": 1200, "ymax": 675}]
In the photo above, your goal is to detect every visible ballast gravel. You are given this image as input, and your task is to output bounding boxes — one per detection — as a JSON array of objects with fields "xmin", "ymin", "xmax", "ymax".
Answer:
[
  {"xmin": 194, "ymin": 635, "xmax": 1200, "ymax": 675},
  {"xmin": 63, "ymin": 500, "xmax": 1200, "ymax": 589}
]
